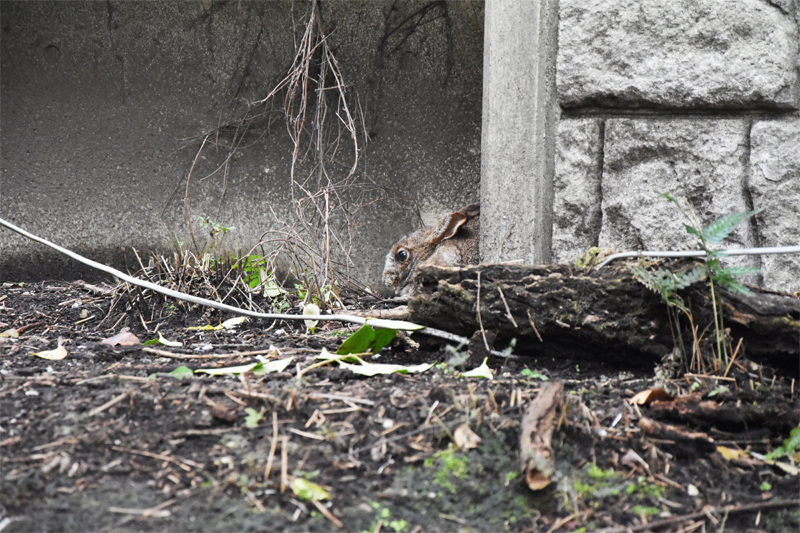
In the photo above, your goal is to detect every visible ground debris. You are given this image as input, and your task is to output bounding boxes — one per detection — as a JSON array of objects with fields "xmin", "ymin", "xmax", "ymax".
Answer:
[{"xmin": 1, "ymin": 280, "xmax": 798, "ymax": 532}]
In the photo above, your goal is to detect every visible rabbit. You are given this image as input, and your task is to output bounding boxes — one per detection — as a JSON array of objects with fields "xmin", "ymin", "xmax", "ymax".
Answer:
[{"xmin": 383, "ymin": 203, "xmax": 480, "ymax": 297}]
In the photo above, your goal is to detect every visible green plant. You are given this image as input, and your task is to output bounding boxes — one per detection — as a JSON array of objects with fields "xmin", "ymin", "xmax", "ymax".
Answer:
[
  {"xmin": 424, "ymin": 446, "xmax": 469, "ymax": 494},
  {"xmin": 198, "ymin": 216, "xmax": 235, "ymax": 253},
  {"xmin": 765, "ymin": 427, "xmax": 800, "ymax": 462},
  {"xmin": 631, "ymin": 194, "xmax": 761, "ymax": 370},
  {"xmin": 336, "ymin": 324, "xmax": 397, "ymax": 355},
  {"xmin": 521, "ymin": 368, "xmax": 549, "ymax": 381}
]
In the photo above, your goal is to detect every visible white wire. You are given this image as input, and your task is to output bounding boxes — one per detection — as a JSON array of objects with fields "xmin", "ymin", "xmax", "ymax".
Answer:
[{"xmin": 595, "ymin": 245, "xmax": 800, "ymax": 269}]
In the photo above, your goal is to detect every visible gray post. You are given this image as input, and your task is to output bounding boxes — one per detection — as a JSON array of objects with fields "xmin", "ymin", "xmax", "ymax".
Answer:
[{"xmin": 480, "ymin": 0, "xmax": 560, "ymax": 264}]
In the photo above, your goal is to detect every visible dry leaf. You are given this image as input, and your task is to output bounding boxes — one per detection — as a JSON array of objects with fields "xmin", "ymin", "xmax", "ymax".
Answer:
[
  {"xmin": 454, "ymin": 424, "xmax": 482, "ymax": 450},
  {"xmin": 628, "ymin": 387, "xmax": 674, "ymax": 406},
  {"xmin": 0, "ymin": 328, "xmax": 20, "ymax": 338},
  {"xmin": 100, "ymin": 328, "xmax": 140, "ymax": 346},
  {"xmin": 34, "ymin": 345, "xmax": 68, "ymax": 360},
  {"xmin": 716, "ymin": 446, "xmax": 746, "ymax": 461}
]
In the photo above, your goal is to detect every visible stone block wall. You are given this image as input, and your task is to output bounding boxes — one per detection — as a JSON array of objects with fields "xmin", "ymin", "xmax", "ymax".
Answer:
[{"xmin": 552, "ymin": 0, "xmax": 800, "ymax": 293}]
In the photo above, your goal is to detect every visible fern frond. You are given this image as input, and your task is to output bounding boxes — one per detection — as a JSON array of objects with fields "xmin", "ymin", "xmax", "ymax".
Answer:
[
  {"xmin": 714, "ymin": 267, "xmax": 756, "ymax": 294},
  {"xmin": 701, "ymin": 209, "xmax": 763, "ymax": 245},
  {"xmin": 673, "ymin": 265, "xmax": 707, "ymax": 289}
]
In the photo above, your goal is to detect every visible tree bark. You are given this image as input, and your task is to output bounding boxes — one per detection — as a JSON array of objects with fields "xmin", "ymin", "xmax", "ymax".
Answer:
[{"xmin": 408, "ymin": 263, "xmax": 799, "ymax": 368}]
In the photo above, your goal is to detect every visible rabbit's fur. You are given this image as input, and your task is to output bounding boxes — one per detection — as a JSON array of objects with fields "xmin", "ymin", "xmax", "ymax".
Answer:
[{"xmin": 383, "ymin": 203, "xmax": 480, "ymax": 296}]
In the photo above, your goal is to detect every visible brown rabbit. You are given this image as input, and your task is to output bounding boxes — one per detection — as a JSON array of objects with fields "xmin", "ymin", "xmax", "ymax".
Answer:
[{"xmin": 383, "ymin": 203, "xmax": 480, "ymax": 296}]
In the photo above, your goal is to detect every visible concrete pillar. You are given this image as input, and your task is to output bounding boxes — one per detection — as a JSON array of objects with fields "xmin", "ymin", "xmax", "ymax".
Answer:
[{"xmin": 480, "ymin": 0, "xmax": 560, "ymax": 264}]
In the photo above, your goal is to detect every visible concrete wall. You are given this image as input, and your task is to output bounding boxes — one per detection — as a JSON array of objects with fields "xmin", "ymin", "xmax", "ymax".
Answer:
[
  {"xmin": 0, "ymin": 0, "xmax": 484, "ymax": 288},
  {"xmin": 551, "ymin": 0, "xmax": 800, "ymax": 292}
]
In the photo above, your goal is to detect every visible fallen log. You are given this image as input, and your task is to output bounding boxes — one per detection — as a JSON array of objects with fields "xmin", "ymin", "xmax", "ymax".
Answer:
[{"xmin": 408, "ymin": 263, "xmax": 800, "ymax": 368}]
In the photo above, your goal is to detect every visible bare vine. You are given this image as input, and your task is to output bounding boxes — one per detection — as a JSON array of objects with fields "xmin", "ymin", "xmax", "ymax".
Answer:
[{"xmin": 170, "ymin": 0, "xmax": 369, "ymax": 307}]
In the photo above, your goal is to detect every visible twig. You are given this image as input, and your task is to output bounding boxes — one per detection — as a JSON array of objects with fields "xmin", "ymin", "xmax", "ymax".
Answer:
[
  {"xmin": 476, "ymin": 272, "xmax": 490, "ymax": 352},
  {"xmin": 265, "ymin": 411, "xmax": 279, "ymax": 482},
  {"xmin": 88, "ymin": 392, "xmax": 129, "ymax": 417},
  {"xmin": 497, "ymin": 286, "xmax": 518, "ymax": 328},
  {"xmin": 526, "ymin": 309, "xmax": 544, "ymax": 343},
  {"xmin": 520, "ymin": 381, "xmax": 564, "ymax": 491},
  {"xmin": 280, "ymin": 436, "xmax": 289, "ymax": 493},
  {"xmin": 594, "ymin": 498, "xmax": 800, "ymax": 533},
  {"xmin": 110, "ymin": 445, "xmax": 203, "ymax": 472},
  {"xmin": 108, "ymin": 498, "xmax": 176, "ymax": 518},
  {"xmin": 141, "ymin": 347, "xmax": 279, "ymax": 360}
]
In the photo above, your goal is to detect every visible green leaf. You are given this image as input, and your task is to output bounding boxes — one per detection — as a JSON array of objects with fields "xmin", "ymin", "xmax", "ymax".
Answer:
[
  {"xmin": 168, "ymin": 366, "xmax": 194, "ymax": 379},
  {"xmin": 765, "ymin": 427, "xmax": 800, "ymax": 461},
  {"xmin": 714, "ymin": 268, "xmax": 754, "ymax": 294},
  {"xmin": 660, "ymin": 192, "xmax": 678, "ymax": 204},
  {"xmin": 701, "ymin": 209, "xmax": 762, "ymax": 245},
  {"xmin": 245, "ymin": 407, "xmax": 265, "ymax": 428},
  {"xmin": 683, "ymin": 224, "xmax": 702, "ymax": 238},
  {"xmin": 143, "ymin": 333, "xmax": 182, "ymax": 347},
  {"xmin": 291, "ymin": 478, "xmax": 330, "ymax": 502},
  {"xmin": 521, "ymin": 369, "xmax": 549, "ymax": 381},
  {"xmin": 336, "ymin": 325, "xmax": 398, "ymax": 355},
  {"xmin": 371, "ymin": 328, "xmax": 398, "ymax": 353},
  {"xmin": 336, "ymin": 324, "xmax": 375, "ymax": 355}
]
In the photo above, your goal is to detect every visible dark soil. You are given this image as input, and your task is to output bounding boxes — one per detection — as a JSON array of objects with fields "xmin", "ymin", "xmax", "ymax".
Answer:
[{"xmin": 1, "ymin": 280, "xmax": 798, "ymax": 532}]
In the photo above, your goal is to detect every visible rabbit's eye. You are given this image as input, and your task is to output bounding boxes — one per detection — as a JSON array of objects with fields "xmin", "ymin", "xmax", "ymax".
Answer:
[{"xmin": 395, "ymin": 249, "xmax": 409, "ymax": 262}]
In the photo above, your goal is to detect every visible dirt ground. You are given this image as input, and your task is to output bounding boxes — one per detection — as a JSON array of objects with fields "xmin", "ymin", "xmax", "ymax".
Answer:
[{"xmin": 1, "ymin": 279, "xmax": 798, "ymax": 532}]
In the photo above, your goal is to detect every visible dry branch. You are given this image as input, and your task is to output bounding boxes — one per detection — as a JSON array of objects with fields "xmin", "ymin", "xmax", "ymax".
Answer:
[{"xmin": 519, "ymin": 381, "xmax": 564, "ymax": 491}]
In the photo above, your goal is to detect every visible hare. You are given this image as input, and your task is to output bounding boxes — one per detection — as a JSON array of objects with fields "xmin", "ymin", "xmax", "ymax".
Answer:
[{"xmin": 383, "ymin": 203, "xmax": 480, "ymax": 296}]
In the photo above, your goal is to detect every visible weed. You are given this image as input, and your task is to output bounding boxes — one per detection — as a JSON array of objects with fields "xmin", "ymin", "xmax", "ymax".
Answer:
[
  {"xmin": 765, "ymin": 427, "xmax": 800, "ymax": 462},
  {"xmin": 521, "ymin": 368, "xmax": 549, "ymax": 381},
  {"xmin": 362, "ymin": 504, "xmax": 408, "ymax": 533},
  {"xmin": 630, "ymin": 193, "xmax": 761, "ymax": 371},
  {"xmin": 425, "ymin": 446, "xmax": 469, "ymax": 494}
]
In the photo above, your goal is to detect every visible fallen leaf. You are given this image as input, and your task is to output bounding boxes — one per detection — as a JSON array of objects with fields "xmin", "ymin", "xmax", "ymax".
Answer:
[
  {"xmin": 144, "ymin": 332, "xmax": 182, "ymax": 347},
  {"xmin": 291, "ymin": 478, "xmax": 330, "ymax": 502},
  {"xmin": 186, "ymin": 324, "xmax": 218, "ymax": 331},
  {"xmin": 338, "ymin": 361, "xmax": 433, "ymax": 376},
  {"xmin": 621, "ymin": 449, "xmax": 650, "ymax": 471},
  {"xmin": 33, "ymin": 345, "xmax": 68, "ymax": 360},
  {"xmin": 717, "ymin": 446, "xmax": 746, "ymax": 461},
  {"xmin": 0, "ymin": 328, "xmax": 19, "ymax": 338},
  {"xmin": 628, "ymin": 387, "xmax": 674, "ymax": 406},
  {"xmin": 195, "ymin": 357, "xmax": 294, "ymax": 376},
  {"xmin": 303, "ymin": 303, "xmax": 320, "ymax": 331},
  {"xmin": 100, "ymin": 329, "xmax": 140, "ymax": 346},
  {"xmin": 454, "ymin": 424, "xmax": 482, "ymax": 450},
  {"xmin": 220, "ymin": 316, "xmax": 246, "ymax": 329},
  {"xmin": 187, "ymin": 316, "xmax": 247, "ymax": 332},
  {"xmin": 245, "ymin": 407, "xmax": 265, "ymax": 428},
  {"xmin": 461, "ymin": 358, "xmax": 494, "ymax": 379},
  {"xmin": 168, "ymin": 366, "xmax": 194, "ymax": 379}
]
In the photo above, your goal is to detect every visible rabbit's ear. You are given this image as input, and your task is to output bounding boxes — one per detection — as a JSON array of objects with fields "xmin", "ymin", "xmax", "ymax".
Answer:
[{"xmin": 432, "ymin": 212, "xmax": 468, "ymax": 244}]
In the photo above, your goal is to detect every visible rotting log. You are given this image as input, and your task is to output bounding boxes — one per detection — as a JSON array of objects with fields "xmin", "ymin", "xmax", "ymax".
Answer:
[{"xmin": 408, "ymin": 263, "xmax": 800, "ymax": 368}]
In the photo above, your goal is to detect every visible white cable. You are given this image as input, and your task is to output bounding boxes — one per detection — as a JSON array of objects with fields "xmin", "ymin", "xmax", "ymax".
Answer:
[
  {"xmin": 595, "ymin": 245, "xmax": 800, "ymax": 269},
  {"xmin": 0, "ymin": 216, "xmax": 419, "ymax": 331}
]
